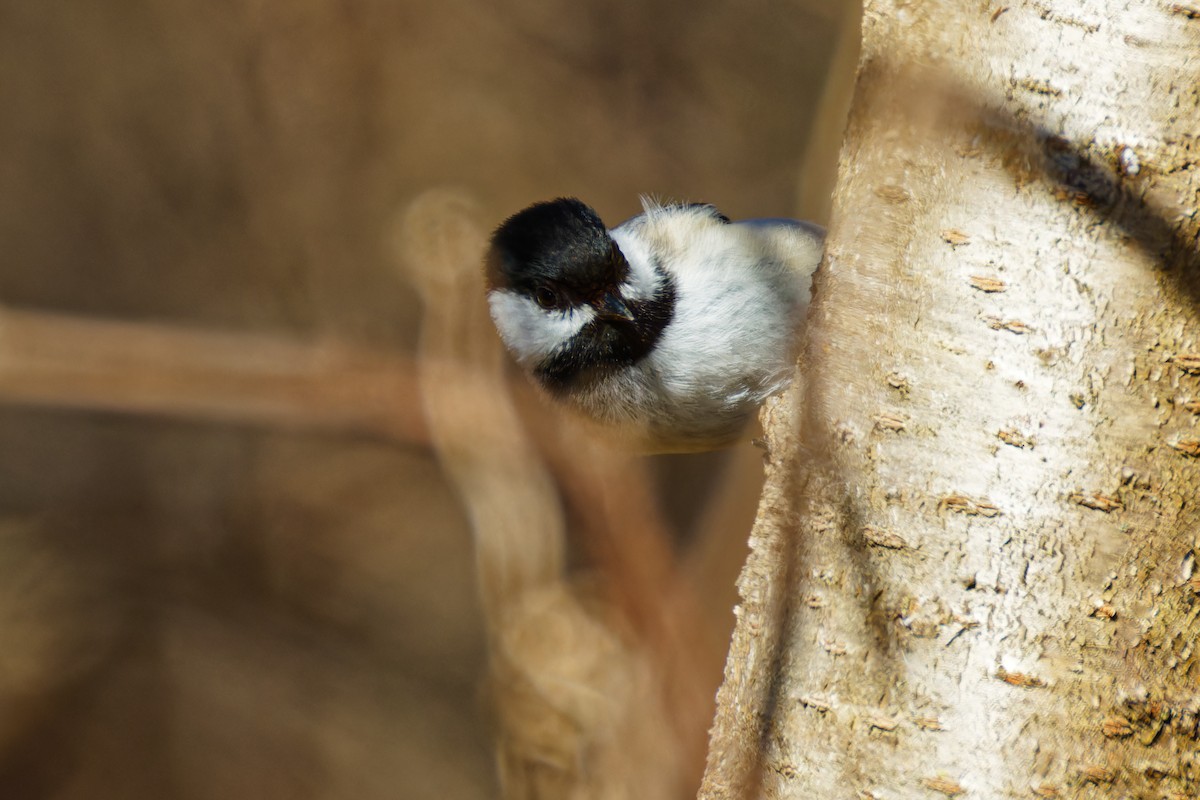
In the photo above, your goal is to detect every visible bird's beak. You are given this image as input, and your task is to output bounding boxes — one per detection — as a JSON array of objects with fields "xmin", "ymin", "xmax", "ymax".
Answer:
[{"xmin": 594, "ymin": 292, "xmax": 635, "ymax": 322}]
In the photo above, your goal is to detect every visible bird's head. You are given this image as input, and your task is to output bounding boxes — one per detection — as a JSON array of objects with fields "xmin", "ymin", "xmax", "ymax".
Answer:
[{"xmin": 485, "ymin": 198, "xmax": 669, "ymax": 389}]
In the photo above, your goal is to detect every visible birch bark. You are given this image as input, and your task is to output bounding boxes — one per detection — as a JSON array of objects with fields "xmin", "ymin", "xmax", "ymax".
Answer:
[{"xmin": 701, "ymin": 1, "xmax": 1200, "ymax": 797}]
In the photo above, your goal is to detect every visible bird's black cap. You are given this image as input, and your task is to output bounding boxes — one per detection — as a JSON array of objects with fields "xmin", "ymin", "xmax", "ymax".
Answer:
[{"xmin": 485, "ymin": 198, "xmax": 628, "ymax": 296}]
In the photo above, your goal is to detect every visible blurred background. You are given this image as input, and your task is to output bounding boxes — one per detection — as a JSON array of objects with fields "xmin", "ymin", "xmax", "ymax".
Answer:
[{"xmin": 0, "ymin": 1, "xmax": 856, "ymax": 797}]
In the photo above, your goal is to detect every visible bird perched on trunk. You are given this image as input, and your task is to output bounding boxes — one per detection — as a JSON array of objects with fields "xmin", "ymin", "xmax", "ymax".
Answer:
[{"xmin": 484, "ymin": 197, "xmax": 823, "ymax": 453}]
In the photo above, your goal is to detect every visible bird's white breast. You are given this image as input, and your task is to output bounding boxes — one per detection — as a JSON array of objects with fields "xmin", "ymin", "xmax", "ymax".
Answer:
[{"xmin": 591, "ymin": 203, "xmax": 823, "ymax": 450}]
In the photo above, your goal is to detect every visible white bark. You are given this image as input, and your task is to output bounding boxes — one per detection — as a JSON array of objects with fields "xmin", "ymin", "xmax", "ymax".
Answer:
[{"xmin": 702, "ymin": 1, "xmax": 1200, "ymax": 797}]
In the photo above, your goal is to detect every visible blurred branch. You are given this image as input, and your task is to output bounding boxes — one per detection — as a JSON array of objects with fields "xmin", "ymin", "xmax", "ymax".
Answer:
[
  {"xmin": 0, "ymin": 192, "xmax": 730, "ymax": 797},
  {"xmin": 529, "ymin": 414, "xmax": 724, "ymax": 785},
  {"xmin": 395, "ymin": 187, "xmax": 565, "ymax": 621},
  {"xmin": 0, "ymin": 307, "xmax": 426, "ymax": 441},
  {"xmin": 395, "ymin": 187, "xmax": 686, "ymax": 799}
]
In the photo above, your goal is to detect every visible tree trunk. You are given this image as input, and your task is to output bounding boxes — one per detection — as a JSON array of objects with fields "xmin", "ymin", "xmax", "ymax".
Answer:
[{"xmin": 701, "ymin": 1, "xmax": 1200, "ymax": 797}]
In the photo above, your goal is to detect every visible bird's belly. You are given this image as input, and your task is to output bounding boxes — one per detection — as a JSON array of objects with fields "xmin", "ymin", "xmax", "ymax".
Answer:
[{"xmin": 561, "ymin": 348, "xmax": 789, "ymax": 453}]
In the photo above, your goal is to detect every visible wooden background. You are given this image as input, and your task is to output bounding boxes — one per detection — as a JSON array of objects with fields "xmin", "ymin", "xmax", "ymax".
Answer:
[{"xmin": 0, "ymin": 2, "xmax": 852, "ymax": 797}]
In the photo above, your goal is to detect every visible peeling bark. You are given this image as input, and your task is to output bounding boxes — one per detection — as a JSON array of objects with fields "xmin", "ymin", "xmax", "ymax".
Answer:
[{"xmin": 701, "ymin": 1, "xmax": 1200, "ymax": 797}]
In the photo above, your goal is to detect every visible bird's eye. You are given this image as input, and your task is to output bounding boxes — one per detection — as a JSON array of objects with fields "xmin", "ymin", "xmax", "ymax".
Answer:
[{"xmin": 534, "ymin": 286, "xmax": 560, "ymax": 309}]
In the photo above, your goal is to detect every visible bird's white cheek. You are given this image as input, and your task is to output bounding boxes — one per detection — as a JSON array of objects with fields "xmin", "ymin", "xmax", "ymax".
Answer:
[{"xmin": 488, "ymin": 290, "xmax": 595, "ymax": 367}]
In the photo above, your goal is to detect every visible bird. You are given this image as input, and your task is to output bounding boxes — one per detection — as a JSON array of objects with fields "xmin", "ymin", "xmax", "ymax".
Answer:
[{"xmin": 484, "ymin": 196, "xmax": 824, "ymax": 453}]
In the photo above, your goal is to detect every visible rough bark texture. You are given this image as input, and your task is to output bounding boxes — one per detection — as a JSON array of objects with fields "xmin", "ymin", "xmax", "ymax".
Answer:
[{"xmin": 701, "ymin": 1, "xmax": 1200, "ymax": 798}]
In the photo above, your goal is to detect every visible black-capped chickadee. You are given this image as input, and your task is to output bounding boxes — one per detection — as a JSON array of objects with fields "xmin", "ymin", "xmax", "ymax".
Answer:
[{"xmin": 484, "ymin": 197, "xmax": 824, "ymax": 453}]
